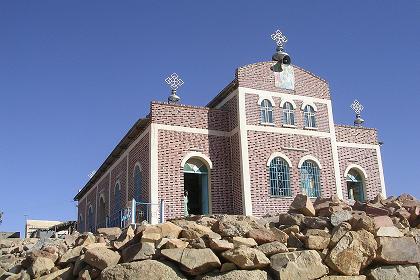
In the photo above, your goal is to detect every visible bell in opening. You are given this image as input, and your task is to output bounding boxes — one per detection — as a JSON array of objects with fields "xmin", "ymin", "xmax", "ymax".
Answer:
[{"xmin": 183, "ymin": 158, "xmax": 209, "ymax": 216}]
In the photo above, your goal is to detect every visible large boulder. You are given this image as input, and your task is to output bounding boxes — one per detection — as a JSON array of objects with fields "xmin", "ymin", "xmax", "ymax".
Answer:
[
  {"xmin": 161, "ymin": 248, "xmax": 221, "ymax": 276},
  {"xmin": 289, "ymin": 194, "xmax": 316, "ymax": 216},
  {"xmin": 112, "ymin": 226, "xmax": 135, "ymax": 250},
  {"xmin": 231, "ymin": 237, "xmax": 257, "ymax": 247},
  {"xmin": 270, "ymin": 250, "xmax": 329, "ymax": 280},
  {"xmin": 84, "ymin": 247, "xmax": 121, "ymax": 270},
  {"xmin": 375, "ymin": 226, "xmax": 404, "ymax": 237},
  {"xmin": 221, "ymin": 246, "xmax": 270, "ymax": 270},
  {"xmin": 121, "ymin": 242, "xmax": 155, "ymax": 262},
  {"xmin": 37, "ymin": 266, "xmax": 73, "ymax": 280},
  {"xmin": 330, "ymin": 211, "xmax": 352, "ymax": 227},
  {"xmin": 247, "ymin": 229, "xmax": 277, "ymax": 245},
  {"xmin": 376, "ymin": 237, "xmax": 420, "ymax": 264},
  {"xmin": 278, "ymin": 213, "xmax": 305, "ymax": 227},
  {"xmin": 319, "ymin": 277, "xmax": 366, "ymax": 280},
  {"xmin": 257, "ymin": 241, "xmax": 288, "ymax": 257},
  {"xmin": 329, "ymin": 222, "xmax": 351, "ymax": 248},
  {"xmin": 304, "ymin": 229, "xmax": 331, "ymax": 250},
  {"xmin": 58, "ymin": 246, "xmax": 83, "ymax": 265},
  {"xmin": 200, "ymin": 270, "xmax": 272, "ymax": 280},
  {"xmin": 326, "ymin": 230, "xmax": 377, "ymax": 276},
  {"xmin": 209, "ymin": 239, "xmax": 234, "ymax": 252},
  {"xmin": 101, "ymin": 260, "xmax": 187, "ymax": 280},
  {"xmin": 212, "ymin": 215, "xmax": 260, "ymax": 237},
  {"xmin": 368, "ymin": 265, "xmax": 419, "ymax": 280},
  {"xmin": 27, "ymin": 257, "xmax": 55, "ymax": 278},
  {"xmin": 97, "ymin": 227, "xmax": 122, "ymax": 241},
  {"xmin": 158, "ymin": 222, "xmax": 183, "ymax": 239}
]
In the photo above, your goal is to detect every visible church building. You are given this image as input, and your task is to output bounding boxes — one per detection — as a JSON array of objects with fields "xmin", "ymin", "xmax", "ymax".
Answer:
[{"xmin": 74, "ymin": 31, "xmax": 386, "ymax": 231}]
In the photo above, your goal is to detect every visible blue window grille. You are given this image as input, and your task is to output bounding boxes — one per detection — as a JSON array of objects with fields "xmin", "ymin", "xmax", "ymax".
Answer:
[
  {"xmin": 260, "ymin": 99, "xmax": 274, "ymax": 124},
  {"xmin": 282, "ymin": 102, "xmax": 295, "ymax": 125},
  {"xmin": 134, "ymin": 165, "xmax": 142, "ymax": 202},
  {"xmin": 300, "ymin": 160, "xmax": 321, "ymax": 197},
  {"xmin": 304, "ymin": 105, "xmax": 316, "ymax": 128},
  {"xmin": 269, "ymin": 157, "xmax": 292, "ymax": 197}
]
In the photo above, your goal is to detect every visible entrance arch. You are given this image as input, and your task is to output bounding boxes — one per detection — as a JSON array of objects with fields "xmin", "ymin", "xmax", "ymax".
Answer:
[
  {"xmin": 97, "ymin": 195, "xmax": 106, "ymax": 228},
  {"xmin": 345, "ymin": 165, "xmax": 367, "ymax": 202},
  {"xmin": 182, "ymin": 155, "xmax": 211, "ymax": 216}
]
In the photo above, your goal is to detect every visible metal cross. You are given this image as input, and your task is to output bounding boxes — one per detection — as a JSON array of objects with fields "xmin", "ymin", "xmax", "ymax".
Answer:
[
  {"xmin": 271, "ymin": 29, "xmax": 288, "ymax": 48},
  {"xmin": 165, "ymin": 73, "xmax": 184, "ymax": 91},
  {"xmin": 350, "ymin": 100, "xmax": 364, "ymax": 115},
  {"xmin": 88, "ymin": 170, "xmax": 96, "ymax": 179}
]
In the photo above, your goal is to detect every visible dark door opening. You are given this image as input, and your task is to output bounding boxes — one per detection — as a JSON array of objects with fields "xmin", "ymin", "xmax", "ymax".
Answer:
[{"xmin": 184, "ymin": 173, "xmax": 203, "ymax": 215}]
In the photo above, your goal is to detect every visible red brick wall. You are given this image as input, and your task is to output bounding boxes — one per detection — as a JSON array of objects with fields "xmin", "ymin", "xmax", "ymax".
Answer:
[
  {"xmin": 110, "ymin": 156, "xmax": 128, "ymax": 214},
  {"xmin": 128, "ymin": 132, "xmax": 150, "ymax": 203},
  {"xmin": 151, "ymin": 102, "xmax": 230, "ymax": 131},
  {"xmin": 237, "ymin": 62, "xmax": 330, "ymax": 100},
  {"xmin": 335, "ymin": 125, "xmax": 378, "ymax": 145},
  {"xmin": 157, "ymin": 130, "xmax": 233, "ymax": 219},
  {"xmin": 230, "ymin": 132, "xmax": 243, "ymax": 214},
  {"xmin": 219, "ymin": 95, "xmax": 239, "ymax": 130},
  {"xmin": 86, "ymin": 186, "xmax": 97, "ymax": 228},
  {"xmin": 338, "ymin": 146, "xmax": 382, "ymax": 201},
  {"xmin": 244, "ymin": 93, "xmax": 330, "ymax": 132},
  {"xmin": 247, "ymin": 131, "xmax": 336, "ymax": 217}
]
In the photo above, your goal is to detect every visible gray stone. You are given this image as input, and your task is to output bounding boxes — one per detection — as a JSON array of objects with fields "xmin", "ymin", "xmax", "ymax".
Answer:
[
  {"xmin": 375, "ymin": 226, "xmax": 404, "ymax": 237},
  {"xmin": 331, "ymin": 211, "xmax": 353, "ymax": 227},
  {"xmin": 101, "ymin": 260, "xmax": 187, "ymax": 280},
  {"xmin": 368, "ymin": 265, "xmax": 419, "ymax": 280},
  {"xmin": 270, "ymin": 250, "xmax": 329, "ymax": 280},
  {"xmin": 97, "ymin": 227, "xmax": 122, "ymax": 241},
  {"xmin": 329, "ymin": 222, "xmax": 351, "ymax": 248},
  {"xmin": 58, "ymin": 245, "xmax": 83, "ymax": 264}
]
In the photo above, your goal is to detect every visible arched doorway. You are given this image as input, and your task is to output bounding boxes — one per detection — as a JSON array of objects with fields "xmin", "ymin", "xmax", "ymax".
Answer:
[
  {"xmin": 346, "ymin": 169, "xmax": 365, "ymax": 202},
  {"xmin": 183, "ymin": 158, "xmax": 210, "ymax": 216}
]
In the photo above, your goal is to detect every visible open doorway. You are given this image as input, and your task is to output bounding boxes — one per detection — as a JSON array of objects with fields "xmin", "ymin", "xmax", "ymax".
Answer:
[
  {"xmin": 183, "ymin": 158, "xmax": 209, "ymax": 216},
  {"xmin": 346, "ymin": 169, "xmax": 365, "ymax": 202}
]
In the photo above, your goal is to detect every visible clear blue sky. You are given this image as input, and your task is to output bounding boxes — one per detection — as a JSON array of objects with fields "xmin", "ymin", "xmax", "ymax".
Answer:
[{"xmin": 0, "ymin": 1, "xmax": 419, "ymax": 234}]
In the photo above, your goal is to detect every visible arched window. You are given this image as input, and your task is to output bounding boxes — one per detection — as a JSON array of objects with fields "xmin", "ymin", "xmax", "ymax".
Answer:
[
  {"xmin": 260, "ymin": 99, "xmax": 274, "ymax": 124},
  {"xmin": 87, "ymin": 205, "xmax": 94, "ymax": 232},
  {"xmin": 134, "ymin": 165, "xmax": 142, "ymax": 202},
  {"xmin": 78, "ymin": 214, "xmax": 84, "ymax": 233},
  {"xmin": 300, "ymin": 160, "xmax": 321, "ymax": 197},
  {"xmin": 97, "ymin": 195, "xmax": 106, "ymax": 228},
  {"xmin": 269, "ymin": 157, "xmax": 291, "ymax": 197},
  {"xmin": 303, "ymin": 105, "xmax": 316, "ymax": 128},
  {"xmin": 282, "ymin": 102, "xmax": 295, "ymax": 125}
]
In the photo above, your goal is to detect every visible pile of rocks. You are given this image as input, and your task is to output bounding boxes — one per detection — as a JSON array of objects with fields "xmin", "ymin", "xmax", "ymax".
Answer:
[{"xmin": 1, "ymin": 194, "xmax": 420, "ymax": 280}]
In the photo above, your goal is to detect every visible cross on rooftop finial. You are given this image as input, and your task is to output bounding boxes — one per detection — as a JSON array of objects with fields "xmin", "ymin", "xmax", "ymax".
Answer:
[
  {"xmin": 351, "ymin": 99, "xmax": 364, "ymax": 115},
  {"xmin": 351, "ymin": 99, "xmax": 365, "ymax": 126},
  {"xmin": 165, "ymin": 73, "xmax": 183, "ymax": 104},
  {"xmin": 271, "ymin": 29, "xmax": 288, "ymax": 49}
]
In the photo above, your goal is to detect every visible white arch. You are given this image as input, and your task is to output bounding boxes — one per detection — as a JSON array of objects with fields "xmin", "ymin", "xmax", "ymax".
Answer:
[
  {"xmin": 266, "ymin": 152, "xmax": 293, "ymax": 167},
  {"xmin": 301, "ymin": 101, "xmax": 318, "ymax": 112},
  {"xmin": 344, "ymin": 164, "xmax": 368, "ymax": 180},
  {"xmin": 181, "ymin": 151, "xmax": 213, "ymax": 170},
  {"xmin": 257, "ymin": 95, "xmax": 276, "ymax": 107},
  {"xmin": 298, "ymin": 155, "xmax": 322, "ymax": 169},
  {"xmin": 133, "ymin": 162, "xmax": 142, "ymax": 174},
  {"xmin": 280, "ymin": 98, "xmax": 297, "ymax": 109}
]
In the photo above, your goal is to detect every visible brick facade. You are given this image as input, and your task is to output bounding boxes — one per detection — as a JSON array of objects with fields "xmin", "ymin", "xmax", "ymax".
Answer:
[{"xmin": 76, "ymin": 61, "xmax": 386, "ymax": 230}]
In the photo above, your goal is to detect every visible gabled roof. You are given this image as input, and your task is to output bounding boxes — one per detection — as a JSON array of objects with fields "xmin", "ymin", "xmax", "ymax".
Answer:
[{"xmin": 74, "ymin": 117, "xmax": 150, "ymax": 201}]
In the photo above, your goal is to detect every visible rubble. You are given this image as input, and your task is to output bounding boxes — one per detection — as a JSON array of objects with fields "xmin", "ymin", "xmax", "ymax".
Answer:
[{"xmin": 0, "ymin": 193, "xmax": 419, "ymax": 279}]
